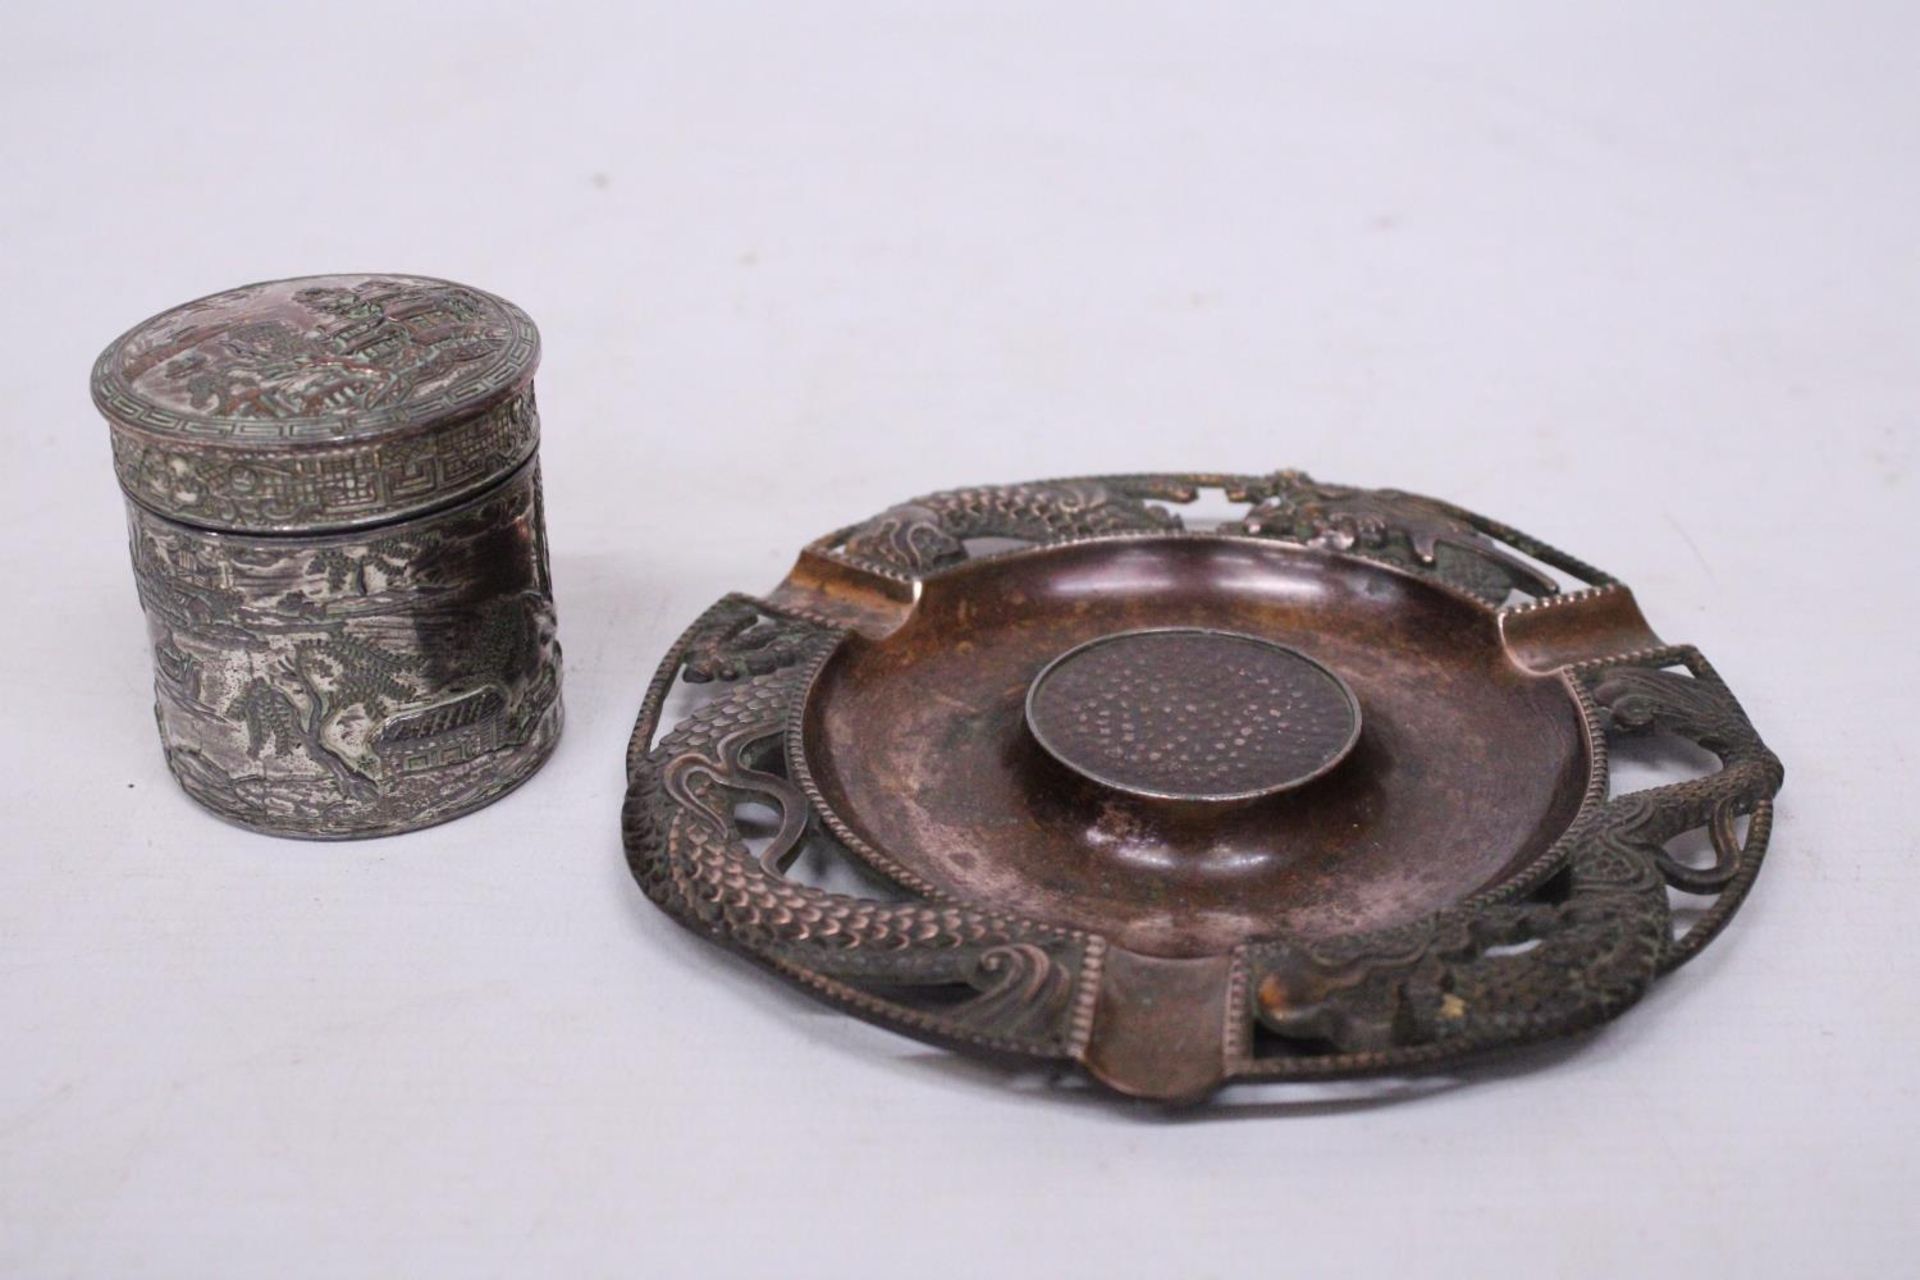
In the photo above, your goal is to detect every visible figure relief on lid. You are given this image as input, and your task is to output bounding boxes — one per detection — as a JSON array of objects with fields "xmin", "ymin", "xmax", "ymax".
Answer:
[{"xmin": 113, "ymin": 276, "xmax": 521, "ymax": 425}]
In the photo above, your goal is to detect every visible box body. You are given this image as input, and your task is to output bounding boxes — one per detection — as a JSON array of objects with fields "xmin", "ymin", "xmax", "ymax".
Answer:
[{"xmin": 95, "ymin": 275, "xmax": 563, "ymax": 837}]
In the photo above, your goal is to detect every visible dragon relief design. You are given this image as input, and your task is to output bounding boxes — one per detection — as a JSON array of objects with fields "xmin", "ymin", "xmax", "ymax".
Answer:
[
  {"xmin": 624, "ymin": 601, "xmax": 1097, "ymax": 1057},
  {"xmin": 679, "ymin": 596, "xmax": 822, "ymax": 683},
  {"xmin": 625, "ymin": 473, "xmax": 1782, "ymax": 1098},
  {"xmin": 129, "ymin": 463, "xmax": 562, "ymax": 838},
  {"xmin": 1221, "ymin": 470, "xmax": 1571, "ymax": 605},
  {"xmin": 832, "ymin": 478, "xmax": 1185, "ymax": 573},
  {"xmin": 1241, "ymin": 651, "xmax": 1781, "ymax": 1071},
  {"xmin": 824, "ymin": 470, "xmax": 1608, "ymax": 606}
]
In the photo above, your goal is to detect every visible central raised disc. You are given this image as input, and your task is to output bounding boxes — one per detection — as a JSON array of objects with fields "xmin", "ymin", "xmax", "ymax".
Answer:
[{"xmin": 1024, "ymin": 628, "xmax": 1362, "ymax": 802}]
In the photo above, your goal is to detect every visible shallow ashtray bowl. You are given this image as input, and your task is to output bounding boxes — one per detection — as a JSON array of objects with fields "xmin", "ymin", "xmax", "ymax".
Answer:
[{"xmin": 623, "ymin": 471, "xmax": 1783, "ymax": 1103}]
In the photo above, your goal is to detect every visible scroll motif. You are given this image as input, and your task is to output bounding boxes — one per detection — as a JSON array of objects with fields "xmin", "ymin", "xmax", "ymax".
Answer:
[
  {"xmin": 93, "ymin": 275, "xmax": 543, "ymax": 531},
  {"xmin": 106, "ymin": 388, "xmax": 541, "ymax": 532}
]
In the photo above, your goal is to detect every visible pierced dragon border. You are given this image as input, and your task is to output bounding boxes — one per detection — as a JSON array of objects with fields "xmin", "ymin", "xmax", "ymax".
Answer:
[{"xmin": 622, "ymin": 472, "xmax": 1781, "ymax": 1102}]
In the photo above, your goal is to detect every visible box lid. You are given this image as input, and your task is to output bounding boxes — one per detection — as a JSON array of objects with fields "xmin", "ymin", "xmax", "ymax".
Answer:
[{"xmin": 92, "ymin": 274, "xmax": 541, "ymax": 533}]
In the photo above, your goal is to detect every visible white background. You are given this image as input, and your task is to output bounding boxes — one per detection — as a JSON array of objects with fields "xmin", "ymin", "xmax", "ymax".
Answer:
[{"xmin": 3, "ymin": 3, "xmax": 1916, "ymax": 1276}]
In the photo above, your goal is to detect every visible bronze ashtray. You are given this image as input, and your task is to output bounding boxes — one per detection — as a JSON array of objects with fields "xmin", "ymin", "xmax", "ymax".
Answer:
[{"xmin": 623, "ymin": 472, "xmax": 1782, "ymax": 1103}]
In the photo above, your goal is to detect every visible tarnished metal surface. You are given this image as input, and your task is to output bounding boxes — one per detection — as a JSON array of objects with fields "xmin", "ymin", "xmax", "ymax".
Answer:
[
  {"xmin": 622, "ymin": 472, "xmax": 1782, "ymax": 1102},
  {"xmin": 128, "ymin": 461, "xmax": 561, "ymax": 838},
  {"xmin": 1025, "ymin": 628, "xmax": 1361, "ymax": 802},
  {"xmin": 96, "ymin": 274, "xmax": 562, "ymax": 838},
  {"xmin": 93, "ymin": 274, "xmax": 540, "ymax": 534}
]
